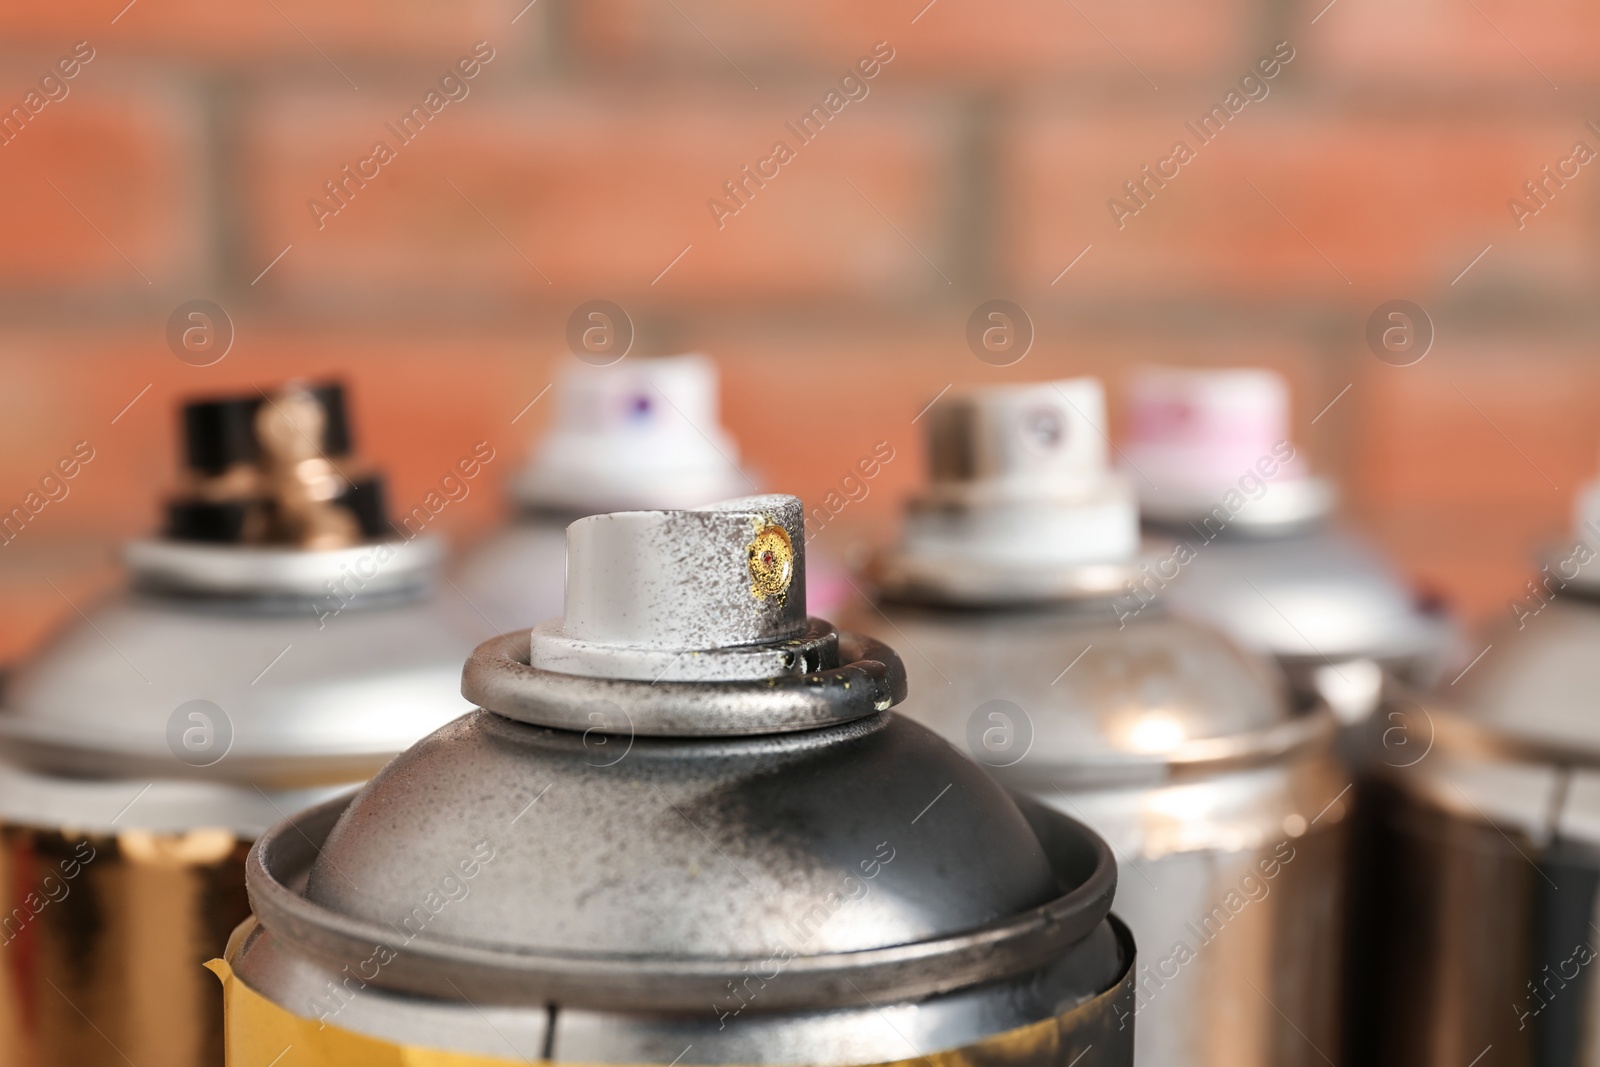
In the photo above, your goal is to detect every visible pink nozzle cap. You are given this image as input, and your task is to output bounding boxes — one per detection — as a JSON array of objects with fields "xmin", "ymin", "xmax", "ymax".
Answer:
[{"xmin": 1124, "ymin": 366, "xmax": 1307, "ymax": 495}]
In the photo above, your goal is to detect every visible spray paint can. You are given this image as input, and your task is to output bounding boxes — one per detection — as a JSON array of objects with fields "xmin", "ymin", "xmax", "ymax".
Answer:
[
  {"xmin": 454, "ymin": 354, "xmax": 752, "ymax": 635},
  {"xmin": 0, "ymin": 382, "xmax": 474, "ymax": 1067},
  {"xmin": 846, "ymin": 379, "xmax": 1350, "ymax": 1067},
  {"xmin": 1348, "ymin": 475, "xmax": 1600, "ymax": 1064},
  {"xmin": 219, "ymin": 494, "xmax": 1136, "ymax": 1066},
  {"xmin": 1121, "ymin": 366, "xmax": 1455, "ymax": 725}
]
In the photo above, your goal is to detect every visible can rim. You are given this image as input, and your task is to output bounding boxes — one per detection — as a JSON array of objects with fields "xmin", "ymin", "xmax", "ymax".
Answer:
[
  {"xmin": 1376, "ymin": 692, "xmax": 1600, "ymax": 771},
  {"xmin": 869, "ymin": 545, "xmax": 1151, "ymax": 608},
  {"xmin": 124, "ymin": 536, "xmax": 441, "ymax": 598},
  {"xmin": 998, "ymin": 699, "xmax": 1342, "ymax": 789},
  {"xmin": 1138, "ymin": 474, "xmax": 1337, "ymax": 536},
  {"xmin": 244, "ymin": 789, "xmax": 1119, "ymax": 1011},
  {"xmin": 460, "ymin": 626, "xmax": 907, "ymax": 736}
]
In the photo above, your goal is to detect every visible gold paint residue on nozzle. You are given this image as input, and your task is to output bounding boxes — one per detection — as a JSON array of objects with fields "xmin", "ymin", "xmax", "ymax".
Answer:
[
  {"xmin": 747, "ymin": 516, "xmax": 794, "ymax": 604},
  {"xmin": 255, "ymin": 386, "xmax": 360, "ymax": 550}
]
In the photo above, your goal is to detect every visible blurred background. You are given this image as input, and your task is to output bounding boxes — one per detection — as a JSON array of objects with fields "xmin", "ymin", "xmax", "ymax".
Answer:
[{"xmin": 0, "ymin": 0, "xmax": 1594, "ymax": 660}]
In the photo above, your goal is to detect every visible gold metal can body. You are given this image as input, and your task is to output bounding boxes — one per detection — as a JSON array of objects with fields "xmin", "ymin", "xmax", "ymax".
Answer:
[
  {"xmin": 212, "ymin": 918, "xmax": 1140, "ymax": 1067},
  {"xmin": 0, "ymin": 821, "xmax": 248, "ymax": 1067}
]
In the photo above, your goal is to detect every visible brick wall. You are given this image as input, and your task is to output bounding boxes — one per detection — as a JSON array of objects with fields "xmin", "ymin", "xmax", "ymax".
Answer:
[{"xmin": 0, "ymin": 0, "xmax": 1596, "ymax": 657}]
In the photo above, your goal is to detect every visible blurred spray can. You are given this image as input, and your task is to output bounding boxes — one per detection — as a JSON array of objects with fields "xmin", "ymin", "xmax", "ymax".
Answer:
[
  {"xmin": 1121, "ymin": 366, "xmax": 1455, "ymax": 726},
  {"xmin": 845, "ymin": 378, "xmax": 1349, "ymax": 1067},
  {"xmin": 0, "ymin": 382, "xmax": 474, "ymax": 1067},
  {"xmin": 1349, "ymin": 472, "xmax": 1600, "ymax": 1064},
  {"xmin": 218, "ymin": 494, "xmax": 1136, "ymax": 1066},
  {"xmin": 454, "ymin": 354, "xmax": 755, "ymax": 633}
]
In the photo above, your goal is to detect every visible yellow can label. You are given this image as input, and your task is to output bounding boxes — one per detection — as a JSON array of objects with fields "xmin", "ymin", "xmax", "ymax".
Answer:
[{"xmin": 210, "ymin": 945, "xmax": 1134, "ymax": 1067}]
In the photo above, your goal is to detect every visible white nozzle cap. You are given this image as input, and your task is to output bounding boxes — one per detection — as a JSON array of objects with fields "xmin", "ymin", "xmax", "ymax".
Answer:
[
  {"xmin": 513, "ymin": 354, "xmax": 750, "ymax": 513},
  {"xmin": 902, "ymin": 378, "xmax": 1138, "ymax": 570},
  {"xmin": 925, "ymin": 377, "xmax": 1111, "ymax": 500},
  {"xmin": 562, "ymin": 495, "xmax": 806, "ymax": 652}
]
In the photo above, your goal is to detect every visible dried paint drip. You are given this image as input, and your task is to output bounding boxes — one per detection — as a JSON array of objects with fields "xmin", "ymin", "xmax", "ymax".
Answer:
[{"xmin": 747, "ymin": 517, "xmax": 794, "ymax": 603}]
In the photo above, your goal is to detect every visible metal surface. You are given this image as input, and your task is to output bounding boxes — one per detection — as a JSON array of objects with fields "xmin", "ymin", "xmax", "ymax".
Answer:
[
  {"xmin": 125, "ymin": 535, "xmax": 440, "ymax": 599},
  {"xmin": 0, "ymin": 581, "xmax": 471, "ymax": 784},
  {"xmin": 523, "ymin": 614, "xmax": 841, "ymax": 684},
  {"xmin": 234, "ymin": 741, "xmax": 1131, "ymax": 1063},
  {"xmin": 1140, "ymin": 475, "xmax": 1336, "ymax": 534},
  {"xmin": 453, "ymin": 514, "xmax": 572, "ymax": 634},
  {"xmin": 847, "ymin": 599, "xmax": 1350, "ymax": 1067},
  {"xmin": 246, "ymin": 736, "xmax": 1110, "ymax": 1007},
  {"xmin": 1120, "ymin": 364, "xmax": 1453, "ymax": 718},
  {"xmin": 845, "ymin": 602, "xmax": 1302, "ymax": 772},
  {"xmin": 231, "ymin": 494, "xmax": 1135, "ymax": 1066},
  {"xmin": 0, "ymin": 383, "xmax": 476, "ymax": 1067},
  {"xmin": 0, "ymin": 824, "xmax": 247, "ymax": 1067},
  {"xmin": 455, "ymin": 355, "xmax": 752, "ymax": 636},
  {"xmin": 219, "ymin": 916, "xmax": 1138, "ymax": 1066},
  {"xmin": 0, "ymin": 581, "xmax": 471, "ymax": 1067},
  {"xmin": 851, "ymin": 373, "xmax": 1349, "ymax": 1067},
  {"xmin": 1153, "ymin": 521, "xmax": 1454, "ymax": 719},
  {"xmin": 873, "ymin": 548, "xmax": 1150, "ymax": 608},
  {"xmin": 1350, "ymin": 587, "xmax": 1600, "ymax": 1066},
  {"xmin": 466, "ymin": 626, "xmax": 904, "ymax": 735}
]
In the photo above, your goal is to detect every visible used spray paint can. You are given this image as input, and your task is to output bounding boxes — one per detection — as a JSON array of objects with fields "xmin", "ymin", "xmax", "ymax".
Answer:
[
  {"xmin": 847, "ymin": 378, "xmax": 1350, "ymax": 1066},
  {"xmin": 1121, "ymin": 366, "xmax": 1454, "ymax": 724},
  {"xmin": 0, "ymin": 382, "xmax": 473, "ymax": 1067},
  {"xmin": 1348, "ymin": 477, "xmax": 1600, "ymax": 1065},
  {"xmin": 216, "ymin": 494, "xmax": 1137, "ymax": 1066},
  {"xmin": 455, "ymin": 354, "xmax": 751, "ymax": 635}
]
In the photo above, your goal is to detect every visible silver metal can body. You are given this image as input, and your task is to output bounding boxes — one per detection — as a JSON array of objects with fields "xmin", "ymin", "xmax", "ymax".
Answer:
[
  {"xmin": 224, "ymin": 642, "xmax": 1137, "ymax": 1065},
  {"xmin": 0, "ymin": 551, "xmax": 474, "ymax": 1067},
  {"xmin": 227, "ymin": 496, "xmax": 1137, "ymax": 1066},
  {"xmin": 1351, "ymin": 595, "xmax": 1600, "ymax": 1065},
  {"xmin": 846, "ymin": 600, "xmax": 1350, "ymax": 1067},
  {"xmin": 453, "ymin": 515, "xmax": 571, "ymax": 638},
  {"xmin": 1150, "ymin": 523, "xmax": 1454, "ymax": 723},
  {"xmin": 453, "ymin": 353, "xmax": 758, "ymax": 642},
  {"xmin": 227, "ymin": 733, "xmax": 1138, "ymax": 1066}
]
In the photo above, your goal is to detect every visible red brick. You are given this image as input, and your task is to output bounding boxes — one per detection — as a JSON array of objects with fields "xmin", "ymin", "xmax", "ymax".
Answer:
[
  {"xmin": 1347, "ymin": 340, "xmax": 1600, "ymax": 624},
  {"xmin": 1363, "ymin": 504, "xmax": 1552, "ymax": 628},
  {"xmin": 1351, "ymin": 341, "xmax": 1595, "ymax": 509},
  {"xmin": 0, "ymin": 0, "xmax": 516, "ymax": 60},
  {"xmin": 238, "ymin": 87, "xmax": 953, "ymax": 301},
  {"xmin": 570, "ymin": 0, "xmax": 1263, "ymax": 87},
  {"xmin": 1002, "ymin": 103, "xmax": 1599, "ymax": 299},
  {"xmin": 0, "ymin": 538, "xmax": 122, "ymax": 665},
  {"xmin": 0, "ymin": 76, "xmax": 202, "ymax": 290},
  {"xmin": 1304, "ymin": 0, "xmax": 1600, "ymax": 89}
]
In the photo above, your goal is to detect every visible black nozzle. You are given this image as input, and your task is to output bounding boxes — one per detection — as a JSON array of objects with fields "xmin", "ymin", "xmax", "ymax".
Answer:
[
  {"xmin": 338, "ymin": 475, "xmax": 389, "ymax": 539},
  {"xmin": 178, "ymin": 381, "xmax": 351, "ymax": 474},
  {"xmin": 165, "ymin": 499, "xmax": 253, "ymax": 543},
  {"xmin": 308, "ymin": 382, "xmax": 353, "ymax": 457},
  {"xmin": 166, "ymin": 379, "xmax": 382, "ymax": 545},
  {"xmin": 182, "ymin": 396, "xmax": 261, "ymax": 475}
]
